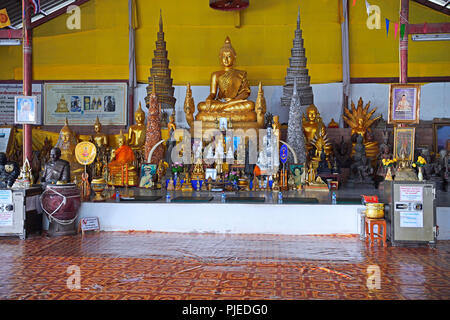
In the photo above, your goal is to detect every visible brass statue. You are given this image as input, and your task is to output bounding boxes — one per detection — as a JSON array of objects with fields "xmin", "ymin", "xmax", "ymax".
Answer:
[
  {"xmin": 55, "ymin": 118, "xmax": 84, "ymax": 184},
  {"xmin": 302, "ymin": 104, "xmax": 332, "ymax": 157},
  {"xmin": 128, "ymin": 102, "xmax": 147, "ymax": 169},
  {"xmin": 128, "ymin": 102, "xmax": 146, "ymax": 150},
  {"xmin": 92, "ymin": 116, "xmax": 109, "ymax": 148},
  {"xmin": 193, "ymin": 37, "xmax": 265, "ymax": 130},
  {"xmin": 184, "ymin": 83, "xmax": 195, "ymax": 128},
  {"xmin": 343, "ymin": 97, "xmax": 380, "ymax": 161},
  {"xmin": 41, "ymin": 147, "xmax": 70, "ymax": 186},
  {"xmin": 92, "ymin": 116, "xmax": 109, "ymax": 178}
]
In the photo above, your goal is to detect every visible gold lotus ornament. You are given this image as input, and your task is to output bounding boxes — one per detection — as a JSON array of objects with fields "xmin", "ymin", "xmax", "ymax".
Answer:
[{"xmin": 91, "ymin": 177, "xmax": 106, "ymax": 202}]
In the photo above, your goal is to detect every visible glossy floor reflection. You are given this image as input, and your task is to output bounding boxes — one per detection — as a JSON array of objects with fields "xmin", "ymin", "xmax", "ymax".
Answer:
[{"xmin": 0, "ymin": 232, "xmax": 448, "ymax": 300}]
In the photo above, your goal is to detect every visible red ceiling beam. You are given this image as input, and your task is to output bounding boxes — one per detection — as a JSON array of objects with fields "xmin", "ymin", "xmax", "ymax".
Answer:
[
  {"xmin": 0, "ymin": 29, "xmax": 23, "ymax": 39},
  {"xmin": 408, "ymin": 22, "xmax": 450, "ymax": 34}
]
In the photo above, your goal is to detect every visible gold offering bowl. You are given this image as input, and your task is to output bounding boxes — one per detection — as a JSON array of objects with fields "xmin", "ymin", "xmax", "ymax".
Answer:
[
  {"xmin": 91, "ymin": 178, "xmax": 106, "ymax": 202},
  {"xmin": 365, "ymin": 203, "xmax": 385, "ymax": 219}
]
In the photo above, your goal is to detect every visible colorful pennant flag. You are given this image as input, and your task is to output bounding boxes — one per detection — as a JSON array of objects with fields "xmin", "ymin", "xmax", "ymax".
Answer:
[
  {"xmin": 0, "ymin": 8, "xmax": 11, "ymax": 28},
  {"xmin": 353, "ymin": 0, "xmax": 357, "ymax": 6},
  {"xmin": 385, "ymin": 18, "xmax": 390, "ymax": 36},
  {"xmin": 365, "ymin": 0, "xmax": 371, "ymax": 16},
  {"xmin": 400, "ymin": 23, "xmax": 406, "ymax": 39},
  {"xmin": 30, "ymin": 0, "xmax": 40, "ymax": 15},
  {"xmin": 394, "ymin": 23, "xmax": 399, "ymax": 38}
]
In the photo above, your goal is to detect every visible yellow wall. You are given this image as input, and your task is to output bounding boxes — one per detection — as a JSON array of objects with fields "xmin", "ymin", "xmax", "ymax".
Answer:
[{"xmin": 0, "ymin": 0, "xmax": 449, "ymax": 85}]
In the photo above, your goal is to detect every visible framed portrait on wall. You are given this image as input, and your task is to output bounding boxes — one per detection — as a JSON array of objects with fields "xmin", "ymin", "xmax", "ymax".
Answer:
[
  {"xmin": 388, "ymin": 84, "xmax": 421, "ymax": 125},
  {"xmin": 139, "ymin": 163, "xmax": 157, "ymax": 188},
  {"xmin": 432, "ymin": 119, "xmax": 450, "ymax": 155},
  {"xmin": 14, "ymin": 96, "xmax": 38, "ymax": 124},
  {"xmin": 394, "ymin": 127, "xmax": 415, "ymax": 162}
]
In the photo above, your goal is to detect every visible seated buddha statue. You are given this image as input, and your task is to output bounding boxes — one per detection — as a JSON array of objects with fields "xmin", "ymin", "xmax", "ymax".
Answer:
[
  {"xmin": 127, "ymin": 102, "xmax": 146, "ymax": 169},
  {"xmin": 108, "ymin": 130, "xmax": 138, "ymax": 186},
  {"xmin": 54, "ymin": 118, "xmax": 84, "ymax": 184},
  {"xmin": 194, "ymin": 37, "xmax": 264, "ymax": 130},
  {"xmin": 302, "ymin": 104, "xmax": 332, "ymax": 157},
  {"xmin": 91, "ymin": 117, "xmax": 109, "ymax": 178}
]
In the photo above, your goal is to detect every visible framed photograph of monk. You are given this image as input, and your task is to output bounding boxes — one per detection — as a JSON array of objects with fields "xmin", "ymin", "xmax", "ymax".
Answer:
[
  {"xmin": 393, "ymin": 127, "xmax": 415, "ymax": 162},
  {"xmin": 388, "ymin": 84, "xmax": 421, "ymax": 124},
  {"xmin": 14, "ymin": 96, "xmax": 38, "ymax": 124}
]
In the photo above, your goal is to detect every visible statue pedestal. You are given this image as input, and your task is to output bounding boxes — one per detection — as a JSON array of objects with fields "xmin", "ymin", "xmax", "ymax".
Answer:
[{"xmin": 48, "ymin": 220, "xmax": 77, "ymax": 237}]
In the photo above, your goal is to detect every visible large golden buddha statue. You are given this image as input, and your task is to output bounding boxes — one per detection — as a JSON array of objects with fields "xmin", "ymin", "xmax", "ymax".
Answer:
[
  {"xmin": 302, "ymin": 104, "xmax": 332, "ymax": 156},
  {"xmin": 343, "ymin": 97, "xmax": 380, "ymax": 162},
  {"xmin": 55, "ymin": 118, "xmax": 84, "ymax": 183},
  {"xmin": 92, "ymin": 116, "xmax": 108, "ymax": 148},
  {"xmin": 193, "ymin": 37, "xmax": 264, "ymax": 130}
]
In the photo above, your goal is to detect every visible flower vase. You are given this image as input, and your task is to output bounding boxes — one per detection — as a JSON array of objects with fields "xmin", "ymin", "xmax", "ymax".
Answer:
[
  {"xmin": 385, "ymin": 167, "xmax": 393, "ymax": 181},
  {"xmin": 418, "ymin": 166, "xmax": 423, "ymax": 181}
]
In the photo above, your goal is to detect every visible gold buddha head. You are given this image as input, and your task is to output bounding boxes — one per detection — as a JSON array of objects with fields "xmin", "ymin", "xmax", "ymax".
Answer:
[
  {"xmin": 305, "ymin": 104, "xmax": 319, "ymax": 122},
  {"xmin": 219, "ymin": 36, "xmax": 236, "ymax": 68},
  {"xmin": 60, "ymin": 118, "xmax": 73, "ymax": 143},
  {"xmin": 117, "ymin": 130, "xmax": 126, "ymax": 147},
  {"xmin": 94, "ymin": 116, "xmax": 102, "ymax": 133},
  {"xmin": 135, "ymin": 102, "xmax": 145, "ymax": 124},
  {"xmin": 169, "ymin": 114, "xmax": 175, "ymax": 123}
]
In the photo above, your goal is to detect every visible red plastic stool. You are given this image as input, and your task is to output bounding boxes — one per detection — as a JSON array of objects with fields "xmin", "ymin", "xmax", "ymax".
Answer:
[{"xmin": 365, "ymin": 217, "xmax": 387, "ymax": 247}]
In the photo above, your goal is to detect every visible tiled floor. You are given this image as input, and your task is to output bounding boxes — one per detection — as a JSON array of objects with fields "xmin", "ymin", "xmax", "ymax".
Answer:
[{"xmin": 0, "ymin": 232, "xmax": 448, "ymax": 300}]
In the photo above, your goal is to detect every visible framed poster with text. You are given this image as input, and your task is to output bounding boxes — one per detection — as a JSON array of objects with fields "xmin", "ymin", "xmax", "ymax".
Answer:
[{"xmin": 44, "ymin": 82, "xmax": 127, "ymax": 125}]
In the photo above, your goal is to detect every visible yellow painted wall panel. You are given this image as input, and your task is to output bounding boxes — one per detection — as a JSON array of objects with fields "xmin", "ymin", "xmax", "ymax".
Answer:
[{"xmin": 0, "ymin": 0, "xmax": 448, "ymax": 83}]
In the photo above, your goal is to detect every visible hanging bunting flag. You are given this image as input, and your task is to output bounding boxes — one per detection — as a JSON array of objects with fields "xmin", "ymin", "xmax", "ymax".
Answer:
[
  {"xmin": 394, "ymin": 23, "xmax": 399, "ymax": 38},
  {"xmin": 29, "ymin": 0, "xmax": 40, "ymax": 15},
  {"xmin": 353, "ymin": 0, "xmax": 357, "ymax": 6},
  {"xmin": 400, "ymin": 23, "xmax": 406, "ymax": 40},
  {"xmin": 385, "ymin": 19, "xmax": 390, "ymax": 36},
  {"xmin": 0, "ymin": 8, "xmax": 11, "ymax": 28},
  {"xmin": 365, "ymin": 0, "xmax": 371, "ymax": 16}
]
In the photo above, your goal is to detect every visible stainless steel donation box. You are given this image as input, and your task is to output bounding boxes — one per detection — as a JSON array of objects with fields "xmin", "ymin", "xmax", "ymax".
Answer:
[
  {"xmin": 0, "ymin": 187, "xmax": 43, "ymax": 239},
  {"xmin": 381, "ymin": 181, "xmax": 436, "ymax": 246}
]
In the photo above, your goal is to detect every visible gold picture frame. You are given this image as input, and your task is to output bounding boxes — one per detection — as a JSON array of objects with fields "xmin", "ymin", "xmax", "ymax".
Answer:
[
  {"xmin": 393, "ymin": 127, "xmax": 415, "ymax": 162},
  {"xmin": 432, "ymin": 118, "xmax": 450, "ymax": 155},
  {"xmin": 388, "ymin": 84, "xmax": 421, "ymax": 125}
]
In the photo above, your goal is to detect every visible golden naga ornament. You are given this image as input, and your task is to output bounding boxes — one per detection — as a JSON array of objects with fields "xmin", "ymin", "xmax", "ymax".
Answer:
[
  {"xmin": 343, "ymin": 97, "xmax": 380, "ymax": 161},
  {"xmin": 184, "ymin": 83, "xmax": 195, "ymax": 128},
  {"xmin": 192, "ymin": 36, "xmax": 265, "ymax": 130}
]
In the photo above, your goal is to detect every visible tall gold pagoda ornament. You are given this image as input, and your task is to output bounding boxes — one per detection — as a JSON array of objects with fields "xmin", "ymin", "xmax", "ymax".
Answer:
[{"xmin": 145, "ymin": 10, "xmax": 176, "ymax": 115}]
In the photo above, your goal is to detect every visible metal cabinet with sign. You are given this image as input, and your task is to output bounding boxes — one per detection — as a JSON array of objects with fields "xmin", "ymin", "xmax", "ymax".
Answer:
[
  {"xmin": 380, "ymin": 181, "xmax": 436, "ymax": 247},
  {"xmin": 0, "ymin": 187, "xmax": 43, "ymax": 239}
]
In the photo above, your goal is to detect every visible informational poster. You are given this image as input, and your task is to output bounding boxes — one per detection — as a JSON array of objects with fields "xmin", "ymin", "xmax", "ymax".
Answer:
[
  {"xmin": 399, "ymin": 186, "xmax": 423, "ymax": 202},
  {"xmin": 0, "ymin": 210, "xmax": 13, "ymax": 227},
  {"xmin": 0, "ymin": 83, "xmax": 42, "ymax": 125},
  {"xmin": 0, "ymin": 190, "xmax": 12, "ymax": 203},
  {"xmin": 0, "ymin": 127, "xmax": 12, "ymax": 153},
  {"xmin": 44, "ymin": 82, "xmax": 127, "ymax": 125},
  {"xmin": 400, "ymin": 211, "xmax": 424, "ymax": 228}
]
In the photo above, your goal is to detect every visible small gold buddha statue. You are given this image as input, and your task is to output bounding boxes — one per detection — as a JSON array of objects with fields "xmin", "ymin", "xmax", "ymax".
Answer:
[
  {"xmin": 181, "ymin": 173, "xmax": 193, "ymax": 192},
  {"xmin": 192, "ymin": 158, "xmax": 205, "ymax": 180},
  {"xmin": 55, "ymin": 118, "xmax": 84, "ymax": 183},
  {"xmin": 272, "ymin": 115, "xmax": 281, "ymax": 137},
  {"xmin": 302, "ymin": 104, "xmax": 332, "ymax": 156},
  {"xmin": 92, "ymin": 116, "xmax": 108, "ymax": 148},
  {"xmin": 108, "ymin": 130, "xmax": 138, "ymax": 186},
  {"xmin": 128, "ymin": 102, "xmax": 146, "ymax": 151},
  {"xmin": 167, "ymin": 113, "xmax": 176, "ymax": 135},
  {"xmin": 193, "ymin": 37, "xmax": 264, "ymax": 130}
]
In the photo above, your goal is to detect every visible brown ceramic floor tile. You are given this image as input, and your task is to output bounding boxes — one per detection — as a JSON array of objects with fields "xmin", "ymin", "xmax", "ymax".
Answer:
[{"xmin": 0, "ymin": 231, "xmax": 449, "ymax": 300}]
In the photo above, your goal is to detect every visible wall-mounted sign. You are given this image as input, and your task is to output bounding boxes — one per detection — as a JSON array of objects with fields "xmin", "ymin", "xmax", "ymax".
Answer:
[{"xmin": 44, "ymin": 82, "xmax": 127, "ymax": 125}]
